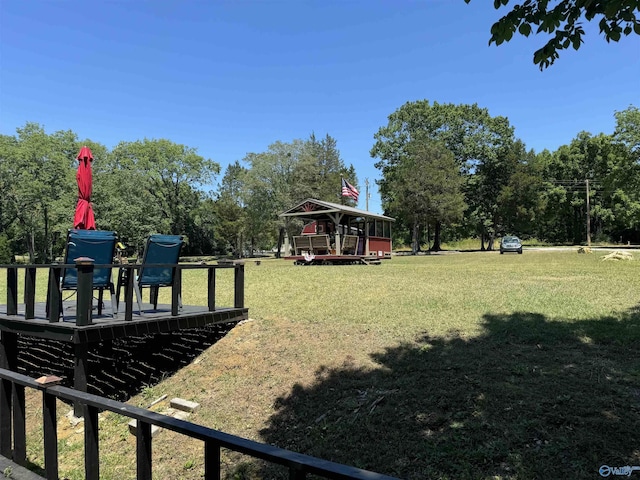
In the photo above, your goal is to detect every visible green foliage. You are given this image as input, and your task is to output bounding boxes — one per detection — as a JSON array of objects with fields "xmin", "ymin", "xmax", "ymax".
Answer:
[
  {"xmin": 109, "ymin": 139, "xmax": 220, "ymax": 247},
  {"xmin": 214, "ymin": 133, "xmax": 356, "ymax": 256},
  {"xmin": 0, "ymin": 123, "xmax": 79, "ymax": 262},
  {"xmin": 371, "ymin": 100, "xmax": 515, "ymax": 250},
  {"xmin": 290, "ymin": 133, "xmax": 358, "ymax": 205},
  {"xmin": 373, "ymin": 103, "xmax": 640, "ymax": 247},
  {"xmin": 214, "ymin": 162, "xmax": 249, "ymax": 256},
  {"xmin": 0, "ymin": 235, "xmax": 12, "ymax": 264},
  {"xmin": 2, "ymin": 106, "xmax": 640, "ymax": 259},
  {"xmin": 384, "ymin": 140, "xmax": 466, "ymax": 253},
  {"xmin": 536, "ymin": 129, "xmax": 640, "ymax": 244},
  {"xmin": 614, "ymin": 105, "xmax": 640, "ymax": 159},
  {"xmin": 496, "ymin": 151, "xmax": 546, "ymax": 236},
  {"xmin": 465, "ymin": 0, "xmax": 640, "ymax": 69}
]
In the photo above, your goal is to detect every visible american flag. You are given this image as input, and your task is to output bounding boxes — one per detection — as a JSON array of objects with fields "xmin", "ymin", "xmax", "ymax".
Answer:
[{"xmin": 341, "ymin": 178, "xmax": 359, "ymax": 202}]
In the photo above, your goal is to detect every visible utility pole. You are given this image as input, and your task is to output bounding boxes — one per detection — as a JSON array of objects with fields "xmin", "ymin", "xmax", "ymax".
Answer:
[
  {"xmin": 365, "ymin": 178, "xmax": 370, "ymax": 211},
  {"xmin": 586, "ymin": 179, "xmax": 591, "ymax": 246}
]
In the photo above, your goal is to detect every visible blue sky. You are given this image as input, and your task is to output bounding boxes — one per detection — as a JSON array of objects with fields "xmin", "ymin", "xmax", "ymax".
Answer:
[{"xmin": 1, "ymin": 1, "xmax": 638, "ymax": 214}]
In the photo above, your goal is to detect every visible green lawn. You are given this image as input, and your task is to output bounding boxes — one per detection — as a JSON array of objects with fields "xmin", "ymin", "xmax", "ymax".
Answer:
[{"xmin": 5, "ymin": 250, "xmax": 640, "ymax": 479}]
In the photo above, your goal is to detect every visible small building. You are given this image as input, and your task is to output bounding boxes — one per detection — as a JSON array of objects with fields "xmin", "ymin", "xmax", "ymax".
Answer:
[{"xmin": 279, "ymin": 199, "xmax": 395, "ymax": 264}]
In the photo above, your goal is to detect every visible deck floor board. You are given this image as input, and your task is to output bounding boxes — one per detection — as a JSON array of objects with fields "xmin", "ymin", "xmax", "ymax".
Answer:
[{"xmin": 0, "ymin": 302, "xmax": 247, "ymax": 343}]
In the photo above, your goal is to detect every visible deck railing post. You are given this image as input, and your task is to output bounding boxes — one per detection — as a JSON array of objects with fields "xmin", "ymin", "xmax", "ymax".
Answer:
[
  {"xmin": 12, "ymin": 383, "xmax": 26, "ymax": 465},
  {"xmin": 76, "ymin": 258, "xmax": 94, "ymax": 326},
  {"xmin": 43, "ymin": 390, "xmax": 59, "ymax": 480},
  {"xmin": 24, "ymin": 267, "xmax": 36, "ymax": 320},
  {"xmin": 0, "ymin": 368, "xmax": 398, "ymax": 480},
  {"xmin": 204, "ymin": 440, "xmax": 221, "ymax": 480},
  {"xmin": 207, "ymin": 267, "xmax": 216, "ymax": 312},
  {"xmin": 289, "ymin": 466, "xmax": 306, "ymax": 480},
  {"xmin": 84, "ymin": 404, "xmax": 100, "ymax": 480},
  {"xmin": 0, "ymin": 332, "xmax": 18, "ymax": 458},
  {"xmin": 124, "ymin": 266, "xmax": 134, "ymax": 321},
  {"xmin": 172, "ymin": 266, "xmax": 182, "ymax": 316},
  {"xmin": 47, "ymin": 265, "xmax": 61, "ymax": 322},
  {"xmin": 234, "ymin": 264, "xmax": 244, "ymax": 309},
  {"xmin": 0, "ymin": 332, "xmax": 16, "ymax": 457},
  {"xmin": 136, "ymin": 420, "xmax": 152, "ymax": 479},
  {"xmin": 0, "ymin": 377, "xmax": 11, "ymax": 457},
  {"xmin": 6, "ymin": 267, "xmax": 17, "ymax": 316}
]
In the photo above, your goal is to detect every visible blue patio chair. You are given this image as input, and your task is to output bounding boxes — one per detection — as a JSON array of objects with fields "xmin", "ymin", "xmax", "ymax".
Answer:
[
  {"xmin": 132, "ymin": 234, "xmax": 184, "ymax": 314},
  {"xmin": 61, "ymin": 229, "xmax": 118, "ymax": 317}
]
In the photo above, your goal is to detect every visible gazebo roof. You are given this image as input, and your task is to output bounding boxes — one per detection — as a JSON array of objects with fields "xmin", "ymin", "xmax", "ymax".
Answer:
[{"xmin": 279, "ymin": 198, "xmax": 395, "ymax": 222}]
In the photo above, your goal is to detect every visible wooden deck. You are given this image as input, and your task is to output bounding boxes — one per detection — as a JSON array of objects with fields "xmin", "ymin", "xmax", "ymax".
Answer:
[
  {"xmin": 0, "ymin": 262, "xmax": 248, "ymax": 414},
  {"xmin": 0, "ymin": 301, "xmax": 248, "ymax": 344}
]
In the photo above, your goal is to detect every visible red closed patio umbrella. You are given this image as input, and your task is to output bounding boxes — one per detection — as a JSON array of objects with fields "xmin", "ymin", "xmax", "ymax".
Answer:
[{"xmin": 73, "ymin": 146, "xmax": 96, "ymax": 230}]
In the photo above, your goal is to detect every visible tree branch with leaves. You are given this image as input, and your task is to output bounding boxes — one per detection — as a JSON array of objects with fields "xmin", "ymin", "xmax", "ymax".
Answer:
[{"xmin": 466, "ymin": 0, "xmax": 640, "ymax": 69}]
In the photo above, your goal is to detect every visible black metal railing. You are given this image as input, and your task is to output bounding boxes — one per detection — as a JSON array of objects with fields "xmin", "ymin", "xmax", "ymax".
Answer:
[
  {"xmin": 0, "ymin": 368, "xmax": 398, "ymax": 480},
  {"xmin": 1, "ymin": 261, "xmax": 245, "ymax": 324}
]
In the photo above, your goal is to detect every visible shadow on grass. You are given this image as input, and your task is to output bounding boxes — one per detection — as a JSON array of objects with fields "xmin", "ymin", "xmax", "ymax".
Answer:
[{"xmin": 237, "ymin": 311, "xmax": 640, "ymax": 479}]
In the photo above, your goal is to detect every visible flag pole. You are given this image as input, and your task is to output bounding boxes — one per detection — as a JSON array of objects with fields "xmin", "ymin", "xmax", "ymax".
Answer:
[{"xmin": 365, "ymin": 178, "xmax": 369, "ymax": 211}]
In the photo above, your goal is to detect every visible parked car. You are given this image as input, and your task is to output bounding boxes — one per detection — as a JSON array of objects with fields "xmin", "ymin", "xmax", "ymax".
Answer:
[{"xmin": 500, "ymin": 236, "xmax": 523, "ymax": 254}]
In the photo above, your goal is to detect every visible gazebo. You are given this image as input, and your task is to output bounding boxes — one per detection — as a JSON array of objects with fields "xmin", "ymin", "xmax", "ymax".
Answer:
[{"xmin": 279, "ymin": 199, "xmax": 395, "ymax": 264}]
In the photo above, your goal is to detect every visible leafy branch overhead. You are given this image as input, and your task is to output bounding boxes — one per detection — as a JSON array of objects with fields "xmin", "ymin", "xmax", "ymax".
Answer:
[{"xmin": 465, "ymin": 0, "xmax": 640, "ymax": 69}]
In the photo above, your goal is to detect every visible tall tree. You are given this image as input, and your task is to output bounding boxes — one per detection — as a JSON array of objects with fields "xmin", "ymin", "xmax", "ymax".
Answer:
[
  {"xmin": 290, "ymin": 133, "xmax": 358, "ymax": 204},
  {"xmin": 384, "ymin": 140, "xmax": 466, "ymax": 253},
  {"xmin": 213, "ymin": 162, "xmax": 249, "ymax": 257},
  {"xmin": 371, "ymin": 100, "xmax": 514, "ymax": 250},
  {"xmin": 495, "ymin": 147, "xmax": 545, "ymax": 237},
  {"xmin": 0, "ymin": 123, "xmax": 79, "ymax": 262},
  {"xmin": 241, "ymin": 134, "xmax": 355, "ymax": 253},
  {"xmin": 468, "ymin": 139, "xmax": 531, "ymax": 250},
  {"xmin": 110, "ymin": 139, "xmax": 219, "ymax": 248},
  {"xmin": 242, "ymin": 140, "xmax": 302, "ymax": 253},
  {"xmin": 465, "ymin": 0, "xmax": 640, "ymax": 69},
  {"xmin": 538, "ymin": 131, "xmax": 640, "ymax": 244},
  {"xmin": 614, "ymin": 105, "xmax": 640, "ymax": 160}
]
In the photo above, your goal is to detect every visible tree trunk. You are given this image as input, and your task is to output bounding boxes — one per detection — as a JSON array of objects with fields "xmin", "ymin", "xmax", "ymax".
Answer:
[
  {"xmin": 43, "ymin": 206, "xmax": 50, "ymax": 263},
  {"xmin": 432, "ymin": 222, "xmax": 442, "ymax": 251},
  {"xmin": 487, "ymin": 232, "xmax": 495, "ymax": 251},
  {"xmin": 480, "ymin": 230, "xmax": 486, "ymax": 251},
  {"xmin": 411, "ymin": 221, "xmax": 420, "ymax": 255},
  {"xmin": 276, "ymin": 227, "xmax": 284, "ymax": 259},
  {"xmin": 28, "ymin": 230, "xmax": 36, "ymax": 263},
  {"xmin": 236, "ymin": 234, "xmax": 243, "ymax": 258}
]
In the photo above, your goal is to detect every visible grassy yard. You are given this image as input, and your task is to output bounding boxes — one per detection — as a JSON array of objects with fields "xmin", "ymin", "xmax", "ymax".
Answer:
[{"xmin": 5, "ymin": 250, "xmax": 640, "ymax": 479}]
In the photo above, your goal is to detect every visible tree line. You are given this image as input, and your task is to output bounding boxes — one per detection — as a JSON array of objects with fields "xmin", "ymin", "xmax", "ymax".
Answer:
[
  {"xmin": 0, "ymin": 103, "xmax": 638, "ymax": 262},
  {"xmin": 372, "ymin": 102, "xmax": 640, "ymax": 253},
  {"xmin": 0, "ymin": 127, "xmax": 356, "ymax": 262}
]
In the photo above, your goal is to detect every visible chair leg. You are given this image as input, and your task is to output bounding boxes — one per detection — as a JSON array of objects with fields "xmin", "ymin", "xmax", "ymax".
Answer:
[
  {"xmin": 133, "ymin": 281, "xmax": 144, "ymax": 315},
  {"xmin": 150, "ymin": 286, "xmax": 159, "ymax": 310},
  {"xmin": 97, "ymin": 289, "xmax": 104, "ymax": 315},
  {"xmin": 109, "ymin": 284, "xmax": 118, "ymax": 318},
  {"xmin": 115, "ymin": 269, "xmax": 125, "ymax": 312}
]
